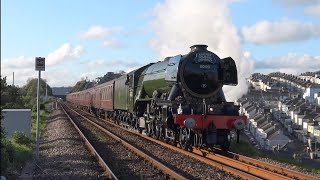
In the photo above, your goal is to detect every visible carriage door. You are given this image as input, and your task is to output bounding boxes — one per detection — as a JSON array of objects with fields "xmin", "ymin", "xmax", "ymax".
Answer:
[{"xmin": 126, "ymin": 74, "xmax": 134, "ymax": 111}]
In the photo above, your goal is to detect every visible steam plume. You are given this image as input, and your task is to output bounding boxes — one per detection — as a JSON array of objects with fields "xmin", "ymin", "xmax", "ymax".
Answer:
[{"xmin": 149, "ymin": 0, "xmax": 254, "ymax": 101}]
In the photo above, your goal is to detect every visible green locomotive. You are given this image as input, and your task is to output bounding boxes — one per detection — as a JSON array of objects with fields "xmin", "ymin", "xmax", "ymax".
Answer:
[
  {"xmin": 112, "ymin": 44, "xmax": 246, "ymax": 150},
  {"xmin": 67, "ymin": 44, "xmax": 247, "ymax": 150}
]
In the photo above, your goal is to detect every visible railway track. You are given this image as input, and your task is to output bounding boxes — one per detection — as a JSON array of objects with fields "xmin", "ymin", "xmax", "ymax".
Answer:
[
  {"xmin": 196, "ymin": 148, "xmax": 319, "ymax": 180},
  {"xmin": 65, "ymin": 103, "xmax": 254, "ymax": 179},
  {"xmin": 60, "ymin": 104, "xmax": 117, "ymax": 179},
  {"xmin": 61, "ymin": 103, "xmax": 186, "ymax": 180},
  {"xmin": 65, "ymin": 102, "xmax": 319, "ymax": 180}
]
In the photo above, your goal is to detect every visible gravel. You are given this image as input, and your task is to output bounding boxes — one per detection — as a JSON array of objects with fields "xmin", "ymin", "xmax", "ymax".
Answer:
[
  {"xmin": 256, "ymin": 157, "xmax": 320, "ymax": 179},
  {"xmin": 31, "ymin": 106, "xmax": 107, "ymax": 180},
  {"xmin": 68, "ymin": 110, "xmax": 166, "ymax": 179},
  {"xmin": 70, "ymin": 105, "xmax": 242, "ymax": 180}
]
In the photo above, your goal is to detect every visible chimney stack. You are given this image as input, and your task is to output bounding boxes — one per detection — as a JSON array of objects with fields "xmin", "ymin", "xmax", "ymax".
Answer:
[{"xmin": 190, "ymin": 44, "xmax": 208, "ymax": 52}]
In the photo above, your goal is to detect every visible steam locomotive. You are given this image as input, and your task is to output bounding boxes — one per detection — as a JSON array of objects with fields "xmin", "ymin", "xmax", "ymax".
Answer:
[{"xmin": 67, "ymin": 45, "xmax": 247, "ymax": 150}]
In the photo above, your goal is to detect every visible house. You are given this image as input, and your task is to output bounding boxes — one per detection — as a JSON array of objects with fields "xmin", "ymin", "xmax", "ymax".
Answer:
[
  {"xmin": 314, "ymin": 126, "xmax": 320, "ymax": 138},
  {"xmin": 256, "ymin": 122, "xmax": 273, "ymax": 146},
  {"xmin": 281, "ymin": 97, "xmax": 301, "ymax": 115},
  {"xmin": 300, "ymin": 71, "xmax": 320, "ymax": 84},
  {"xmin": 248, "ymin": 113, "xmax": 262, "ymax": 133},
  {"xmin": 263, "ymin": 124, "xmax": 284, "ymax": 149},
  {"xmin": 303, "ymin": 84, "xmax": 320, "ymax": 104},
  {"xmin": 265, "ymin": 129, "xmax": 290, "ymax": 150},
  {"xmin": 314, "ymin": 92, "xmax": 320, "ymax": 106},
  {"xmin": 244, "ymin": 104, "xmax": 256, "ymax": 119},
  {"xmin": 302, "ymin": 113, "xmax": 318, "ymax": 132}
]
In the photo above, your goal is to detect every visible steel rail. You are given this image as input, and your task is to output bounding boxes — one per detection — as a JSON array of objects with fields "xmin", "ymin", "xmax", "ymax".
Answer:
[
  {"xmin": 80, "ymin": 112, "xmax": 261, "ymax": 179},
  {"xmin": 211, "ymin": 148, "xmax": 319, "ymax": 180},
  {"xmin": 98, "ymin": 118, "xmax": 298, "ymax": 179},
  {"xmin": 60, "ymin": 103, "xmax": 118, "ymax": 180},
  {"xmin": 64, "ymin": 103, "xmax": 186, "ymax": 180}
]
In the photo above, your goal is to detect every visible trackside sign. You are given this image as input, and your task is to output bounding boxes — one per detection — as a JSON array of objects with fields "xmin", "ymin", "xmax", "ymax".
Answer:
[{"xmin": 35, "ymin": 57, "xmax": 45, "ymax": 71}]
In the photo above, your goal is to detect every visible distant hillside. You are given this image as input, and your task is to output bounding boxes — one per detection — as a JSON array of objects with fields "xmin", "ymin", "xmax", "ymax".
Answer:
[
  {"xmin": 52, "ymin": 87, "xmax": 72, "ymax": 95},
  {"xmin": 69, "ymin": 80, "xmax": 95, "ymax": 93}
]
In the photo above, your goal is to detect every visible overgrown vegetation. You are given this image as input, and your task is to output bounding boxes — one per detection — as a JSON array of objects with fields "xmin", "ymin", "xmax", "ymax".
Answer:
[
  {"xmin": 70, "ymin": 71, "xmax": 125, "ymax": 93},
  {"xmin": 21, "ymin": 78, "xmax": 53, "ymax": 98},
  {"xmin": 1, "ymin": 76, "xmax": 51, "ymax": 178},
  {"xmin": 231, "ymin": 139, "xmax": 320, "ymax": 174},
  {"xmin": 69, "ymin": 80, "xmax": 89, "ymax": 93},
  {"xmin": 230, "ymin": 140, "xmax": 260, "ymax": 157},
  {"xmin": 97, "ymin": 71, "xmax": 124, "ymax": 84}
]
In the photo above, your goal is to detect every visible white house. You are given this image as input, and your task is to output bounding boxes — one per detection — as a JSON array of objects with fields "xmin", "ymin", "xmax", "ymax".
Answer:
[{"xmin": 303, "ymin": 85, "xmax": 320, "ymax": 104}]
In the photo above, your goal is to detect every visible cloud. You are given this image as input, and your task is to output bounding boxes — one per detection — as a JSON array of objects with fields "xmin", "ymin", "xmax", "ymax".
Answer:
[
  {"xmin": 255, "ymin": 53, "xmax": 320, "ymax": 75},
  {"xmin": 80, "ymin": 72, "xmax": 100, "ymax": 81},
  {"xmin": 78, "ymin": 25, "xmax": 122, "ymax": 40},
  {"xmin": 102, "ymin": 39, "xmax": 126, "ymax": 48},
  {"xmin": 273, "ymin": 0, "xmax": 320, "ymax": 16},
  {"xmin": 241, "ymin": 19, "xmax": 320, "ymax": 44},
  {"xmin": 305, "ymin": 4, "xmax": 320, "ymax": 15},
  {"xmin": 149, "ymin": 0, "xmax": 254, "ymax": 101},
  {"xmin": 46, "ymin": 43, "xmax": 84, "ymax": 65},
  {"xmin": 272, "ymin": 0, "xmax": 319, "ymax": 6},
  {"xmin": 1, "ymin": 43, "xmax": 84, "ymax": 87},
  {"xmin": 41, "ymin": 70, "xmax": 78, "ymax": 87},
  {"xmin": 86, "ymin": 59, "xmax": 142, "ymax": 68},
  {"xmin": 2, "ymin": 56, "xmax": 34, "ymax": 69}
]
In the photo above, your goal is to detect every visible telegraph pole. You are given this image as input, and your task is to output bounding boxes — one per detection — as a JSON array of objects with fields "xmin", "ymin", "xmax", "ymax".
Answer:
[
  {"xmin": 13, "ymin": 72, "xmax": 14, "ymax": 86},
  {"xmin": 45, "ymin": 79, "xmax": 48, "ymax": 101},
  {"xmin": 35, "ymin": 57, "xmax": 45, "ymax": 161}
]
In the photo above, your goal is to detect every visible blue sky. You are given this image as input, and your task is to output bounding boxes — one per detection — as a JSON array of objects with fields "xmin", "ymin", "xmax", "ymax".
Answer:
[{"xmin": 1, "ymin": 0, "xmax": 320, "ymax": 89}]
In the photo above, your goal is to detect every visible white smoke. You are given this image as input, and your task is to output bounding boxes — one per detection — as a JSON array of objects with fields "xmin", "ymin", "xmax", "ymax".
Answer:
[{"xmin": 149, "ymin": 0, "xmax": 254, "ymax": 101}]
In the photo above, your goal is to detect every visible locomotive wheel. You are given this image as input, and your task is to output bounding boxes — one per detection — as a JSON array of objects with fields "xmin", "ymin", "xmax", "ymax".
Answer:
[
  {"xmin": 154, "ymin": 125, "xmax": 160, "ymax": 140},
  {"xmin": 180, "ymin": 128, "xmax": 193, "ymax": 150},
  {"xmin": 146, "ymin": 123, "xmax": 151, "ymax": 137},
  {"xmin": 218, "ymin": 130, "xmax": 231, "ymax": 151}
]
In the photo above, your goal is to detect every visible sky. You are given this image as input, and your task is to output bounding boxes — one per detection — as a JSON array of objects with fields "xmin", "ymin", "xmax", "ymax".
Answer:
[{"xmin": 1, "ymin": 0, "xmax": 320, "ymax": 100}]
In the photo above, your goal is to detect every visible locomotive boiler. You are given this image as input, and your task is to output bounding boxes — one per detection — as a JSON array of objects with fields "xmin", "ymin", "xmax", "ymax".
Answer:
[{"xmin": 67, "ymin": 44, "xmax": 247, "ymax": 151}]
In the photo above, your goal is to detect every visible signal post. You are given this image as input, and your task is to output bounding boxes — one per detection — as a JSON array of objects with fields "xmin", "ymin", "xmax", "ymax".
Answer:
[{"xmin": 35, "ymin": 57, "xmax": 45, "ymax": 161}]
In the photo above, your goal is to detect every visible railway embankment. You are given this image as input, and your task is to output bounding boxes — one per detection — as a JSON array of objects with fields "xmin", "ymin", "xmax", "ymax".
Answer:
[{"xmin": 19, "ymin": 105, "xmax": 106, "ymax": 179}]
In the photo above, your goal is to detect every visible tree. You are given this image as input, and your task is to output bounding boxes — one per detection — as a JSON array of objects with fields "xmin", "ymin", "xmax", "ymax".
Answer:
[
  {"xmin": 69, "ymin": 80, "xmax": 87, "ymax": 93},
  {"xmin": 97, "ymin": 71, "xmax": 123, "ymax": 85},
  {"xmin": 0, "ymin": 76, "xmax": 24, "ymax": 109},
  {"xmin": 21, "ymin": 78, "xmax": 53, "ymax": 97},
  {"xmin": 1, "ymin": 76, "xmax": 22, "ymax": 175}
]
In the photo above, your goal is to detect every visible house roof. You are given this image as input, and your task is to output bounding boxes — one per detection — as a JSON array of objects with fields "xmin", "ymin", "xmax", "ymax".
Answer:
[
  {"xmin": 256, "ymin": 117, "xmax": 267, "ymax": 126},
  {"xmin": 266, "ymin": 127, "xmax": 280, "ymax": 137},
  {"xmin": 254, "ymin": 114, "xmax": 266, "ymax": 121},
  {"xmin": 261, "ymin": 123, "xmax": 273, "ymax": 131},
  {"xmin": 252, "ymin": 113, "xmax": 264, "ymax": 120},
  {"xmin": 309, "ymin": 84, "xmax": 320, "ymax": 88},
  {"xmin": 258, "ymin": 121, "xmax": 269, "ymax": 129},
  {"xmin": 302, "ymin": 112, "xmax": 318, "ymax": 120},
  {"xmin": 242, "ymin": 102, "xmax": 252, "ymax": 109},
  {"xmin": 284, "ymin": 98, "xmax": 301, "ymax": 106},
  {"xmin": 246, "ymin": 105, "xmax": 256, "ymax": 113},
  {"xmin": 240, "ymin": 99, "xmax": 249, "ymax": 105},
  {"xmin": 314, "ymin": 114, "xmax": 320, "ymax": 121}
]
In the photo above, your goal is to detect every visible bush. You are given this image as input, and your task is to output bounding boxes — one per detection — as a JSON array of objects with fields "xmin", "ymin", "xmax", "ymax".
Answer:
[
  {"xmin": 32, "ymin": 103, "xmax": 46, "ymax": 112},
  {"xmin": 12, "ymin": 131, "xmax": 31, "ymax": 146},
  {"xmin": 230, "ymin": 140, "xmax": 259, "ymax": 157},
  {"xmin": 1, "ymin": 140, "xmax": 14, "ymax": 174},
  {"xmin": 40, "ymin": 103, "xmax": 45, "ymax": 110}
]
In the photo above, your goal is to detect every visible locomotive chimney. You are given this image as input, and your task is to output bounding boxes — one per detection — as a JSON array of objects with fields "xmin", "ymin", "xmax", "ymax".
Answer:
[{"xmin": 190, "ymin": 44, "xmax": 208, "ymax": 52}]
